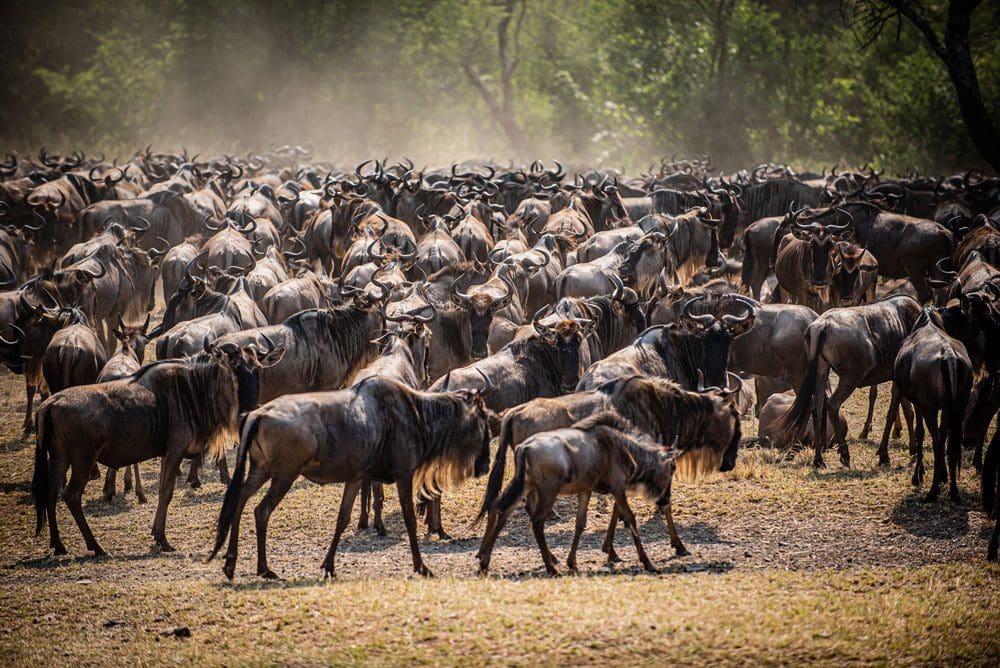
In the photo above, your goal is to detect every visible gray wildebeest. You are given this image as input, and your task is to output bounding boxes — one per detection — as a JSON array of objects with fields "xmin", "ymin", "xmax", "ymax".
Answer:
[
  {"xmin": 776, "ymin": 295, "xmax": 922, "ymax": 468},
  {"xmin": 877, "ymin": 307, "xmax": 973, "ymax": 502},
  {"xmin": 208, "ymin": 377, "xmax": 492, "ymax": 579},
  {"xmin": 32, "ymin": 344, "xmax": 284, "ymax": 556},
  {"xmin": 476, "ymin": 412, "xmax": 677, "ymax": 576}
]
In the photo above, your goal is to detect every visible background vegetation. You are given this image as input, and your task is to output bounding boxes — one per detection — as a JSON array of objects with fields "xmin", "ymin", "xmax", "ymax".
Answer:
[{"xmin": 1, "ymin": 0, "xmax": 997, "ymax": 172}]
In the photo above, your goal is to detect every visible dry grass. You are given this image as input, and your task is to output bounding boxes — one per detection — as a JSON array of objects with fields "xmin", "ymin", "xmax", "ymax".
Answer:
[{"xmin": 1, "ymin": 366, "xmax": 998, "ymax": 665}]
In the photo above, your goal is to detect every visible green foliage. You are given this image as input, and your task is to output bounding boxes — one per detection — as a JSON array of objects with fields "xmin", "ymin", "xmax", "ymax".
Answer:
[{"xmin": 0, "ymin": 0, "xmax": 994, "ymax": 170}]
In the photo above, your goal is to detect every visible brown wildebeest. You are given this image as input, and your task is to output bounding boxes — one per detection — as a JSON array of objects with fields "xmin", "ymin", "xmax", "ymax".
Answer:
[
  {"xmin": 755, "ymin": 390, "xmax": 847, "ymax": 450},
  {"xmin": 32, "ymin": 344, "xmax": 284, "ymax": 556},
  {"xmin": 877, "ymin": 307, "xmax": 973, "ymax": 502},
  {"xmin": 351, "ymin": 309, "xmax": 436, "ymax": 537},
  {"xmin": 479, "ymin": 374, "xmax": 743, "ymax": 564},
  {"xmin": 208, "ymin": 377, "xmax": 492, "ymax": 580},
  {"xmin": 477, "ymin": 412, "xmax": 677, "ymax": 576},
  {"xmin": 97, "ymin": 314, "xmax": 151, "ymax": 503}
]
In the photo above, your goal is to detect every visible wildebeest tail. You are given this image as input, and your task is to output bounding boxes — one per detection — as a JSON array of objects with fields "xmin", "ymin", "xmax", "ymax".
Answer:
[
  {"xmin": 208, "ymin": 411, "xmax": 259, "ymax": 562},
  {"xmin": 474, "ymin": 416, "xmax": 514, "ymax": 526},
  {"xmin": 775, "ymin": 327, "xmax": 827, "ymax": 443},
  {"xmin": 493, "ymin": 446, "xmax": 528, "ymax": 517},
  {"xmin": 32, "ymin": 405, "xmax": 54, "ymax": 536}
]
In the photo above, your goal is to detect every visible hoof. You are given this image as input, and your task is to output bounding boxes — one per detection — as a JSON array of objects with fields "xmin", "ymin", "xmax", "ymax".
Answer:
[
  {"xmin": 357, "ymin": 519, "xmax": 369, "ymax": 531},
  {"xmin": 949, "ymin": 492, "xmax": 963, "ymax": 506},
  {"xmin": 606, "ymin": 551, "xmax": 622, "ymax": 564},
  {"xmin": 921, "ymin": 493, "xmax": 938, "ymax": 504},
  {"xmin": 136, "ymin": 494, "xmax": 148, "ymax": 505},
  {"xmin": 642, "ymin": 563, "xmax": 659, "ymax": 574},
  {"xmin": 188, "ymin": 479, "xmax": 201, "ymax": 490},
  {"xmin": 53, "ymin": 544, "xmax": 68, "ymax": 556},
  {"xmin": 101, "ymin": 492, "xmax": 114, "ymax": 503},
  {"xmin": 375, "ymin": 526, "xmax": 387, "ymax": 537},
  {"xmin": 878, "ymin": 457, "xmax": 890, "ymax": 468},
  {"xmin": 674, "ymin": 546, "xmax": 691, "ymax": 557},
  {"xmin": 154, "ymin": 540, "xmax": 176, "ymax": 553},
  {"xmin": 545, "ymin": 567, "xmax": 562, "ymax": 577},
  {"xmin": 435, "ymin": 531, "xmax": 453, "ymax": 542},
  {"xmin": 417, "ymin": 564, "xmax": 435, "ymax": 578},
  {"xmin": 92, "ymin": 548, "xmax": 108, "ymax": 558},
  {"xmin": 258, "ymin": 568, "xmax": 281, "ymax": 580},
  {"xmin": 223, "ymin": 562, "xmax": 236, "ymax": 580}
]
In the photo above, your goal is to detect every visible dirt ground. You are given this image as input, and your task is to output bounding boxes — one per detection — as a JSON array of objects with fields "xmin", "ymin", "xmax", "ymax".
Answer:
[{"xmin": 1, "ymin": 364, "xmax": 998, "ymax": 665}]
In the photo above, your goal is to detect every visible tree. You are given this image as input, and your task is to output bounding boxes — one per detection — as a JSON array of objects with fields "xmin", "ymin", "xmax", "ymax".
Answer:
[
  {"xmin": 460, "ymin": 0, "xmax": 529, "ymax": 156},
  {"xmin": 843, "ymin": 0, "xmax": 1000, "ymax": 171}
]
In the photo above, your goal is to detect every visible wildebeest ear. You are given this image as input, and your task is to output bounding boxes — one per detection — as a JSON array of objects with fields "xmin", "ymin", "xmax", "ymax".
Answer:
[{"xmin": 258, "ymin": 346, "xmax": 286, "ymax": 368}]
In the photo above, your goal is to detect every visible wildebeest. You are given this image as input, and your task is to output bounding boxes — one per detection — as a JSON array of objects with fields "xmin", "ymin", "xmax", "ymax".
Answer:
[
  {"xmin": 477, "ymin": 412, "xmax": 677, "ymax": 575},
  {"xmin": 41, "ymin": 308, "xmax": 107, "ymax": 394},
  {"xmin": 33, "ymin": 344, "xmax": 284, "ymax": 555},
  {"xmin": 208, "ymin": 377, "xmax": 492, "ymax": 579},
  {"xmin": 96, "ymin": 315, "xmax": 151, "ymax": 504},
  {"xmin": 877, "ymin": 307, "xmax": 973, "ymax": 502},
  {"xmin": 578, "ymin": 294, "xmax": 757, "ymax": 390},
  {"xmin": 777, "ymin": 295, "xmax": 922, "ymax": 467}
]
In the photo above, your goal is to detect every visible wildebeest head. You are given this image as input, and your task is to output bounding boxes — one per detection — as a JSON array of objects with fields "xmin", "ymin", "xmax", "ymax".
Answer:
[
  {"xmin": 444, "ymin": 379, "xmax": 495, "ymax": 478},
  {"xmin": 675, "ymin": 294, "xmax": 757, "ymax": 388},
  {"xmin": 382, "ymin": 301, "xmax": 437, "ymax": 384},
  {"xmin": 112, "ymin": 313, "xmax": 151, "ymax": 364},
  {"xmin": 790, "ymin": 208, "xmax": 853, "ymax": 288},
  {"xmin": 207, "ymin": 335, "xmax": 286, "ymax": 413},
  {"xmin": 618, "ymin": 231, "xmax": 672, "ymax": 292},
  {"xmin": 532, "ymin": 308, "xmax": 596, "ymax": 392},
  {"xmin": 450, "ymin": 267, "xmax": 515, "ymax": 359},
  {"xmin": 830, "ymin": 241, "xmax": 877, "ymax": 305},
  {"xmin": 608, "ymin": 273, "xmax": 644, "ymax": 331},
  {"xmin": 52, "ymin": 257, "xmax": 107, "ymax": 312},
  {"xmin": 672, "ymin": 371, "xmax": 744, "ymax": 477}
]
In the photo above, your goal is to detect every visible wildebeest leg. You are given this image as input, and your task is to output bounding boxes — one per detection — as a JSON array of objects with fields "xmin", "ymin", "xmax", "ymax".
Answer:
[
  {"xmin": 186, "ymin": 455, "xmax": 202, "ymax": 489},
  {"xmin": 372, "ymin": 483, "xmax": 386, "ymax": 536},
  {"xmin": 911, "ymin": 413, "xmax": 926, "ymax": 487},
  {"xmin": 526, "ymin": 491, "xmax": 560, "ymax": 576},
  {"xmin": 358, "ymin": 480, "xmax": 372, "ymax": 531},
  {"xmin": 102, "ymin": 467, "xmax": 118, "ymax": 502},
  {"xmin": 661, "ymin": 503, "xmax": 689, "ymax": 556},
  {"xmin": 131, "ymin": 463, "xmax": 146, "ymax": 504},
  {"xmin": 217, "ymin": 454, "xmax": 230, "ymax": 485},
  {"xmin": 151, "ymin": 451, "xmax": 184, "ymax": 552},
  {"xmin": 601, "ymin": 504, "xmax": 622, "ymax": 563},
  {"xmin": 22, "ymin": 378, "xmax": 37, "ymax": 436},
  {"xmin": 426, "ymin": 498, "xmax": 451, "ymax": 541},
  {"xmin": 254, "ymin": 472, "xmax": 297, "ymax": 579},
  {"xmin": 859, "ymin": 386, "xmax": 878, "ymax": 440},
  {"xmin": 64, "ymin": 461, "xmax": 106, "ymax": 556},
  {"xmin": 944, "ymin": 408, "xmax": 963, "ymax": 505},
  {"xmin": 900, "ymin": 399, "xmax": 916, "ymax": 454},
  {"xmin": 396, "ymin": 477, "xmax": 433, "ymax": 577},
  {"xmin": 613, "ymin": 490, "xmax": 656, "ymax": 572},
  {"xmin": 320, "ymin": 479, "xmax": 362, "ymax": 578},
  {"xmin": 827, "ymin": 380, "xmax": 854, "ymax": 468},
  {"xmin": 877, "ymin": 384, "xmax": 902, "ymax": 467},
  {"xmin": 566, "ymin": 491, "xmax": 591, "ymax": 573},
  {"xmin": 46, "ymin": 451, "xmax": 70, "ymax": 555},
  {"xmin": 811, "ymin": 366, "xmax": 832, "ymax": 468},
  {"xmin": 964, "ymin": 378, "xmax": 1000, "ymax": 472},
  {"xmin": 924, "ymin": 411, "xmax": 945, "ymax": 503},
  {"xmin": 221, "ymin": 463, "xmax": 269, "ymax": 581},
  {"xmin": 477, "ymin": 499, "xmax": 521, "ymax": 575}
]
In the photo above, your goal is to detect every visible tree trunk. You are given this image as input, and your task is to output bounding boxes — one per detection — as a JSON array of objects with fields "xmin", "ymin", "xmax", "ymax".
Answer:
[{"xmin": 943, "ymin": 0, "xmax": 1000, "ymax": 172}]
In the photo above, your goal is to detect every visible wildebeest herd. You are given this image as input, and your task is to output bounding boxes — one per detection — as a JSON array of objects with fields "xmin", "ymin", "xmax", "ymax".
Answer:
[{"xmin": 1, "ymin": 147, "xmax": 997, "ymax": 577}]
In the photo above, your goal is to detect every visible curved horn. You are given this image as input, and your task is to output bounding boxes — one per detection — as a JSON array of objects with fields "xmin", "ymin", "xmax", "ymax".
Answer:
[
  {"xmin": 0, "ymin": 324, "xmax": 24, "ymax": 347},
  {"xmin": 681, "ymin": 294, "xmax": 715, "ymax": 324}
]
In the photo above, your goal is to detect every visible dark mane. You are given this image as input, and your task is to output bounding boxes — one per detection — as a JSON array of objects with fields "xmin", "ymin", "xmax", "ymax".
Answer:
[{"xmin": 131, "ymin": 357, "xmax": 239, "ymax": 456}]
